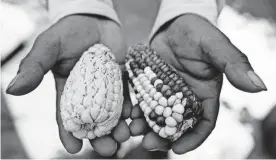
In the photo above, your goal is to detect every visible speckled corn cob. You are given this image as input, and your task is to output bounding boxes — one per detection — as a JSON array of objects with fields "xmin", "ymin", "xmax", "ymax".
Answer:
[
  {"xmin": 126, "ymin": 44, "xmax": 203, "ymax": 141},
  {"xmin": 60, "ymin": 44, "xmax": 123, "ymax": 139}
]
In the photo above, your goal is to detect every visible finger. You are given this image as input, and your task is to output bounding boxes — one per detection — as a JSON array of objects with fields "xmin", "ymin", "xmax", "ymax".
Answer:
[
  {"xmin": 142, "ymin": 132, "xmax": 171, "ymax": 151},
  {"xmin": 121, "ymin": 71, "xmax": 132, "ymax": 119},
  {"xmin": 90, "ymin": 135, "xmax": 118, "ymax": 157},
  {"xmin": 55, "ymin": 77, "xmax": 83, "ymax": 153},
  {"xmin": 164, "ymin": 14, "xmax": 266, "ymax": 92},
  {"xmin": 172, "ymin": 98, "xmax": 219, "ymax": 154},
  {"xmin": 6, "ymin": 30, "xmax": 59, "ymax": 95},
  {"xmin": 200, "ymin": 21, "xmax": 267, "ymax": 92},
  {"xmin": 121, "ymin": 93, "xmax": 132, "ymax": 119},
  {"xmin": 131, "ymin": 104, "xmax": 144, "ymax": 119},
  {"xmin": 112, "ymin": 120, "xmax": 130, "ymax": 143},
  {"xmin": 129, "ymin": 118, "xmax": 150, "ymax": 136}
]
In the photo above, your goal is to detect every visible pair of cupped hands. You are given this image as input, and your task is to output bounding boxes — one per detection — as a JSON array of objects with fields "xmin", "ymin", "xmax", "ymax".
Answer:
[{"xmin": 6, "ymin": 14, "xmax": 267, "ymax": 157}]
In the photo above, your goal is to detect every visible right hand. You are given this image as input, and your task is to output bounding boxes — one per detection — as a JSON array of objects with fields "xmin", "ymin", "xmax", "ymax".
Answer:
[
  {"xmin": 129, "ymin": 14, "xmax": 267, "ymax": 154},
  {"xmin": 6, "ymin": 15, "xmax": 132, "ymax": 157}
]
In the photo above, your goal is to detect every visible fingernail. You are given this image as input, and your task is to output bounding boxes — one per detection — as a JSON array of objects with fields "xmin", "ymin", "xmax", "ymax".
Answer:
[
  {"xmin": 148, "ymin": 148, "xmax": 159, "ymax": 152},
  {"xmin": 6, "ymin": 75, "xmax": 19, "ymax": 94},
  {"xmin": 247, "ymin": 71, "xmax": 267, "ymax": 91}
]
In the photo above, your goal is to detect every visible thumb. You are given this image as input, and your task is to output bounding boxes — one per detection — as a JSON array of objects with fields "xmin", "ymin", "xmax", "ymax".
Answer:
[
  {"xmin": 6, "ymin": 30, "xmax": 59, "ymax": 95},
  {"xmin": 201, "ymin": 25, "xmax": 267, "ymax": 92}
]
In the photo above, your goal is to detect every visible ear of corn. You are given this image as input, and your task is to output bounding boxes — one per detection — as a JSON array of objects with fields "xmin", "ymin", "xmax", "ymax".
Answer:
[
  {"xmin": 60, "ymin": 44, "xmax": 123, "ymax": 139},
  {"xmin": 126, "ymin": 43, "xmax": 203, "ymax": 141}
]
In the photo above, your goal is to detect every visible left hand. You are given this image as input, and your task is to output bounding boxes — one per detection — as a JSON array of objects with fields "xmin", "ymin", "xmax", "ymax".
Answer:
[
  {"xmin": 129, "ymin": 14, "xmax": 267, "ymax": 154},
  {"xmin": 6, "ymin": 15, "xmax": 131, "ymax": 157}
]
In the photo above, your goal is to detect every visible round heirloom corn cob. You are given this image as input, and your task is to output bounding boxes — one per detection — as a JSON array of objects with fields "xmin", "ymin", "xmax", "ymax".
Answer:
[
  {"xmin": 60, "ymin": 44, "xmax": 123, "ymax": 139},
  {"xmin": 126, "ymin": 44, "xmax": 203, "ymax": 141}
]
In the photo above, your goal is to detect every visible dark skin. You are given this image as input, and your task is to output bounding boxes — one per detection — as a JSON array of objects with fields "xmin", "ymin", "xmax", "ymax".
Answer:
[
  {"xmin": 129, "ymin": 14, "xmax": 267, "ymax": 154},
  {"xmin": 6, "ymin": 15, "xmax": 133, "ymax": 157},
  {"xmin": 7, "ymin": 13, "xmax": 267, "ymax": 156}
]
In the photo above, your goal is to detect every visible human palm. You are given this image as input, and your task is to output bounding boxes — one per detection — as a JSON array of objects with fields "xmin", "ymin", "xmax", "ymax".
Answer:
[
  {"xmin": 130, "ymin": 14, "xmax": 267, "ymax": 154},
  {"xmin": 7, "ymin": 15, "xmax": 132, "ymax": 156}
]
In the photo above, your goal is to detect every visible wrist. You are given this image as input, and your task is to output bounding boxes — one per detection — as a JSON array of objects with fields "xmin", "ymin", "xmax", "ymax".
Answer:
[
  {"xmin": 49, "ymin": 0, "xmax": 120, "ymax": 26},
  {"xmin": 149, "ymin": 0, "xmax": 218, "ymax": 43}
]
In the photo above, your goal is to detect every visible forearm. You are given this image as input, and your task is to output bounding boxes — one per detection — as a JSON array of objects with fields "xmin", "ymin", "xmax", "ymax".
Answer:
[
  {"xmin": 149, "ymin": 0, "xmax": 220, "ymax": 43},
  {"xmin": 48, "ymin": 0, "xmax": 120, "ymax": 25}
]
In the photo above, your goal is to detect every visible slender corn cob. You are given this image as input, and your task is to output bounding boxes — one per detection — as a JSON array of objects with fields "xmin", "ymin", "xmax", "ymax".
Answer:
[
  {"xmin": 126, "ymin": 44, "xmax": 203, "ymax": 141},
  {"xmin": 60, "ymin": 44, "xmax": 123, "ymax": 139}
]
